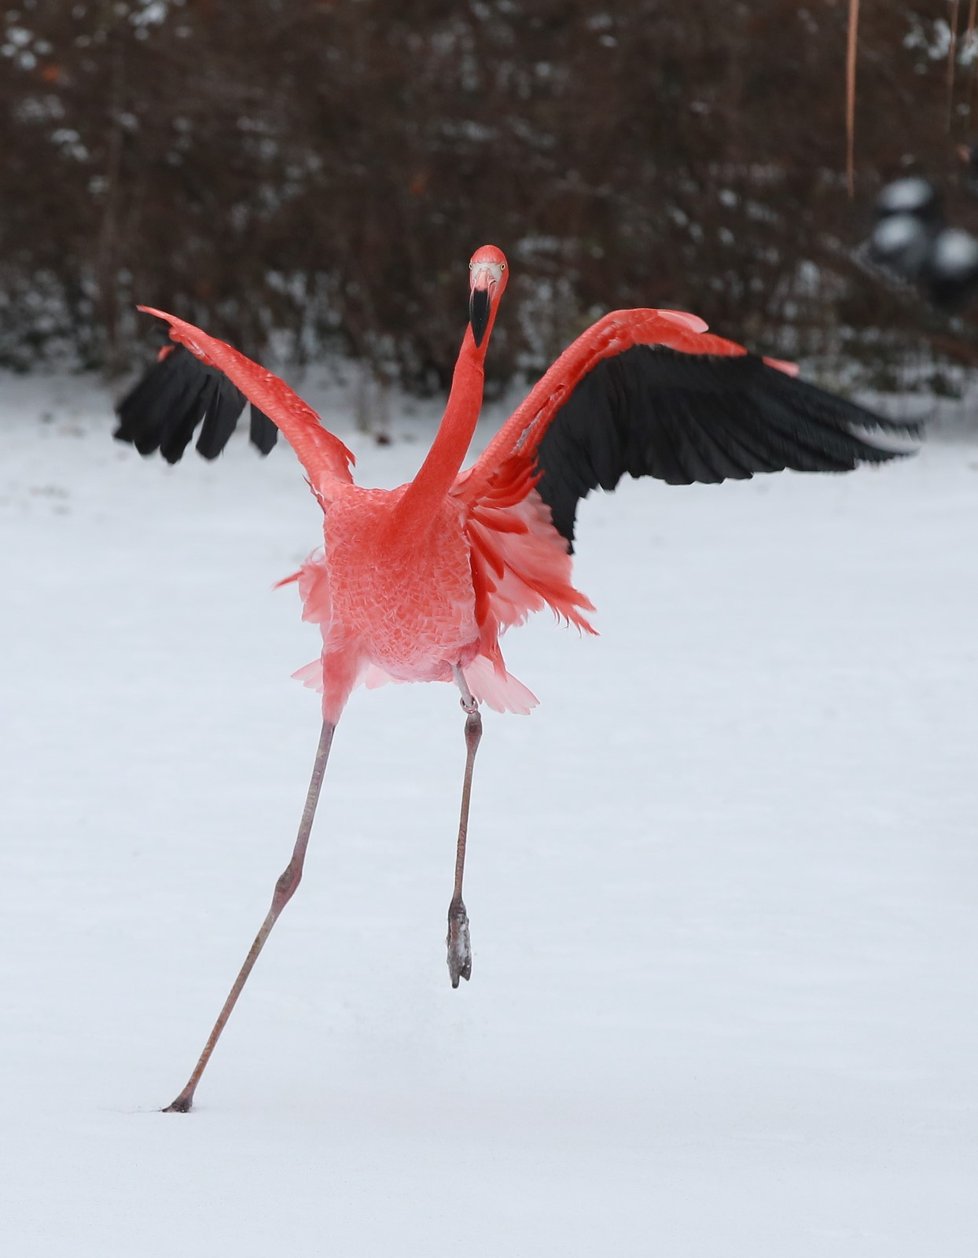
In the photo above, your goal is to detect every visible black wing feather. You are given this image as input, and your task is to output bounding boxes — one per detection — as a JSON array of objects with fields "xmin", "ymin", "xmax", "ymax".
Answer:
[
  {"xmin": 250, "ymin": 404, "xmax": 279, "ymax": 455},
  {"xmin": 115, "ymin": 345, "xmax": 278, "ymax": 464},
  {"xmin": 196, "ymin": 375, "xmax": 243, "ymax": 459},
  {"xmin": 117, "ymin": 349, "xmax": 202, "ymax": 457},
  {"xmin": 534, "ymin": 346, "xmax": 920, "ymax": 547}
]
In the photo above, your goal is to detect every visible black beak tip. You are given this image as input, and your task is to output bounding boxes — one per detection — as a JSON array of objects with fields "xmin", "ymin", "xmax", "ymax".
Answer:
[{"xmin": 469, "ymin": 289, "xmax": 490, "ymax": 347}]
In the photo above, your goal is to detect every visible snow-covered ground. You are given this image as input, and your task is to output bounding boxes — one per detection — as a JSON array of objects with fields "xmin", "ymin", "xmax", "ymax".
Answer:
[{"xmin": 2, "ymin": 370, "xmax": 976, "ymax": 1256}]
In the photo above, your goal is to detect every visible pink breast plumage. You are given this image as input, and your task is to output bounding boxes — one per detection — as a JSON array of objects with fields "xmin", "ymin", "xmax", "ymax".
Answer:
[
  {"xmin": 290, "ymin": 485, "xmax": 548, "ymax": 715},
  {"xmin": 293, "ymin": 487, "xmax": 479, "ymax": 693}
]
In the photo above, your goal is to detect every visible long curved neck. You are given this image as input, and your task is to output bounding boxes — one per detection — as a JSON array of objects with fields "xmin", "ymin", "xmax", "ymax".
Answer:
[{"xmin": 390, "ymin": 324, "xmax": 491, "ymax": 535}]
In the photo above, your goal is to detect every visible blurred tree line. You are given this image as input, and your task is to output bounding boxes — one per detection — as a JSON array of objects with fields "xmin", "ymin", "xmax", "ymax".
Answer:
[{"xmin": 2, "ymin": 0, "xmax": 977, "ymax": 393}]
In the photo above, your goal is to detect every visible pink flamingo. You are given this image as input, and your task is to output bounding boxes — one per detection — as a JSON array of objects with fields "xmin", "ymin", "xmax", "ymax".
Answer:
[{"xmin": 118, "ymin": 245, "xmax": 918, "ymax": 1111}]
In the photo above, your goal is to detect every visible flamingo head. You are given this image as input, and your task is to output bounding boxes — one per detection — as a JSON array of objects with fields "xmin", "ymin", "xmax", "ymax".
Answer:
[{"xmin": 468, "ymin": 244, "xmax": 508, "ymax": 348}]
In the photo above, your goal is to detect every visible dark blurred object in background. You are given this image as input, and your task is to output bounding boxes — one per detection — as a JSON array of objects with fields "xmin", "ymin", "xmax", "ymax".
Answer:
[{"xmin": 867, "ymin": 174, "xmax": 978, "ymax": 309}]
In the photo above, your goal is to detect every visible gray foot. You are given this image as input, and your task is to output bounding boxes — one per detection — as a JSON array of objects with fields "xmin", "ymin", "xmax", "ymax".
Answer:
[{"xmin": 447, "ymin": 897, "xmax": 472, "ymax": 987}]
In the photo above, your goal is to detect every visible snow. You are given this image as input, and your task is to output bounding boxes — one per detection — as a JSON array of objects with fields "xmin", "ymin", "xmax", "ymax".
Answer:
[
  {"xmin": 875, "ymin": 176, "xmax": 938, "ymax": 216},
  {"xmin": 932, "ymin": 227, "xmax": 978, "ymax": 276},
  {"xmin": 2, "ymin": 370, "xmax": 977, "ymax": 1256},
  {"xmin": 870, "ymin": 212, "xmax": 929, "ymax": 259}
]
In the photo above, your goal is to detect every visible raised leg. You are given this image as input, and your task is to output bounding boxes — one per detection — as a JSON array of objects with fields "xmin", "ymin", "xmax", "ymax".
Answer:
[
  {"xmin": 163, "ymin": 719, "xmax": 337, "ymax": 1112},
  {"xmin": 447, "ymin": 670, "xmax": 482, "ymax": 988}
]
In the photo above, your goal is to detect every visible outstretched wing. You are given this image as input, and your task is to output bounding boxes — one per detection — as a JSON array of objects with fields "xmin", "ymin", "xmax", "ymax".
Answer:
[
  {"xmin": 115, "ymin": 345, "xmax": 279, "ymax": 464},
  {"xmin": 463, "ymin": 309, "xmax": 921, "ymax": 547},
  {"xmin": 125, "ymin": 309, "xmax": 355, "ymax": 497}
]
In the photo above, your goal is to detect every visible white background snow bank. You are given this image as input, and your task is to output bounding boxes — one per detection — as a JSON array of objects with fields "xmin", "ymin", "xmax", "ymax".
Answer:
[{"xmin": 1, "ymin": 372, "xmax": 976, "ymax": 1256}]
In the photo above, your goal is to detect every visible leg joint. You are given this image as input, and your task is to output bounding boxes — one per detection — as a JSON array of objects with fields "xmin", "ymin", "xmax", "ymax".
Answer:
[{"xmin": 274, "ymin": 860, "xmax": 302, "ymax": 905}]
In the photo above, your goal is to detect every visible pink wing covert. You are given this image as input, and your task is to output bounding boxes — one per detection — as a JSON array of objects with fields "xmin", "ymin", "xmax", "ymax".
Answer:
[{"xmin": 138, "ymin": 308, "xmax": 355, "ymax": 497}]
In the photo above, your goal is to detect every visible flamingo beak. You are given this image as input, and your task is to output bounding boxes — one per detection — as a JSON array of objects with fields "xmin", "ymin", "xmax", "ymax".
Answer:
[
  {"xmin": 469, "ymin": 285, "xmax": 491, "ymax": 347},
  {"xmin": 468, "ymin": 258, "xmax": 505, "ymax": 347}
]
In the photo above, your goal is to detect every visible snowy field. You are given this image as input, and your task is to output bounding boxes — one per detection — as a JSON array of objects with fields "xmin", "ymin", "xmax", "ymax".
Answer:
[{"xmin": 2, "ymin": 369, "xmax": 977, "ymax": 1256}]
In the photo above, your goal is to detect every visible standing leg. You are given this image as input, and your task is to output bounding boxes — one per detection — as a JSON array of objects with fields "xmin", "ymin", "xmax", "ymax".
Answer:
[
  {"xmin": 446, "ymin": 670, "xmax": 482, "ymax": 988},
  {"xmin": 164, "ymin": 719, "xmax": 337, "ymax": 1112}
]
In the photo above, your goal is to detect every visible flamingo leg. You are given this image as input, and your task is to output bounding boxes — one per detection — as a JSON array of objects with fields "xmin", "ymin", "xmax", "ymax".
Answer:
[
  {"xmin": 447, "ymin": 670, "xmax": 482, "ymax": 988},
  {"xmin": 163, "ymin": 719, "xmax": 337, "ymax": 1112}
]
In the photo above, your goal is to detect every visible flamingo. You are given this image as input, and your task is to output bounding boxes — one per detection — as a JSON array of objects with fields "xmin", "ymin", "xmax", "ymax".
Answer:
[{"xmin": 117, "ymin": 245, "xmax": 919, "ymax": 1111}]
